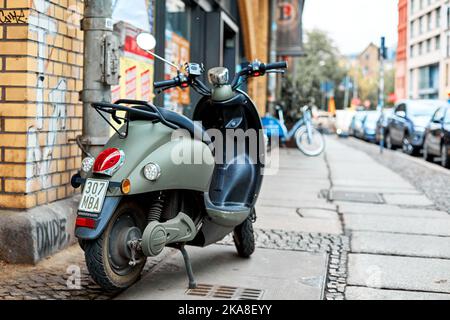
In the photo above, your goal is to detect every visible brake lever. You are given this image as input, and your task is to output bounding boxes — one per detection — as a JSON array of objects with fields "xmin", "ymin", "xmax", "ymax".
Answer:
[{"xmin": 266, "ymin": 70, "xmax": 285, "ymax": 74}]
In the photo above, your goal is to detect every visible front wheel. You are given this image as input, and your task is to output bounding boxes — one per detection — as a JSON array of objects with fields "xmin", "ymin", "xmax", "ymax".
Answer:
[
  {"xmin": 295, "ymin": 126, "xmax": 325, "ymax": 157},
  {"xmin": 423, "ymin": 138, "xmax": 433, "ymax": 162},
  {"xmin": 233, "ymin": 213, "xmax": 255, "ymax": 258},
  {"xmin": 84, "ymin": 202, "xmax": 147, "ymax": 292},
  {"xmin": 441, "ymin": 144, "xmax": 450, "ymax": 168}
]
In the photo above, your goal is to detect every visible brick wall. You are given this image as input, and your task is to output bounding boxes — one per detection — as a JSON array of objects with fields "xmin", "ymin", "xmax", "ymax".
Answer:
[{"xmin": 0, "ymin": 0, "xmax": 84, "ymax": 209}]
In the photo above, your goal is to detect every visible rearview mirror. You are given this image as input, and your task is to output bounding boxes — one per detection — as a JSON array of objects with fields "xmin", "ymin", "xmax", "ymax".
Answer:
[
  {"xmin": 136, "ymin": 33, "xmax": 156, "ymax": 51},
  {"xmin": 396, "ymin": 111, "xmax": 406, "ymax": 118}
]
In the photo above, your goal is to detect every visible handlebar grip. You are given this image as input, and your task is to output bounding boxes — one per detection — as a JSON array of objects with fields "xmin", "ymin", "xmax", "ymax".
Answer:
[
  {"xmin": 154, "ymin": 78, "xmax": 179, "ymax": 89},
  {"xmin": 265, "ymin": 61, "xmax": 288, "ymax": 71}
]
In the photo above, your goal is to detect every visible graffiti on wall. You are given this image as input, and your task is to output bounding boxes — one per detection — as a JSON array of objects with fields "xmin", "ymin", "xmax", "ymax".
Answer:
[
  {"xmin": 26, "ymin": 0, "xmax": 67, "ymax": 190},
  {"xmin": 0, "ymin": 9, "xmax": 28, "ymax": 24},
  {"xmin": 36, "ymin": 217, "xmax": 70, "ymax": 258}
]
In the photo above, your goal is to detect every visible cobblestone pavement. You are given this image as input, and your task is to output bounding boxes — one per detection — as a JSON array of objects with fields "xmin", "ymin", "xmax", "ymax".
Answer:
[
  {"xmin": 0, "ymin": 245, "xmax": 173, "ymax": 300},
  {"xmin": 219, "ymin": 228, "xmax": 350, "ymax": 300},
  {"xmin": 341, "ymin": 137, "xmax": 450, "ymax": 214}
]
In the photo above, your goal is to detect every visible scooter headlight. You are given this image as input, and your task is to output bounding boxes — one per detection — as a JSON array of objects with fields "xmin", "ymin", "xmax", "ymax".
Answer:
[
  {"xmin": 81, "ymin": 157, "xmax": 95, "ymax": 173},
  {"xmin": 143, "ymin": 163, "xmax": 161, "ymax": 181}
]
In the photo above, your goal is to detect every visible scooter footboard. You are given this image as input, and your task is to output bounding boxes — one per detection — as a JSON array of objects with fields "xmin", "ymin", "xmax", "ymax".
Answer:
[{"xmin": 75, "ymin": 197, "xmax": 122, "ymax": 240}]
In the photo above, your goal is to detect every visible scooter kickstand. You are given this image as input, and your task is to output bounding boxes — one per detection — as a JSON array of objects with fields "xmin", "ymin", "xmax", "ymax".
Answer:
[{"xmin": 179, "ymin": 245, "xmax": 197, "ymax": 289}]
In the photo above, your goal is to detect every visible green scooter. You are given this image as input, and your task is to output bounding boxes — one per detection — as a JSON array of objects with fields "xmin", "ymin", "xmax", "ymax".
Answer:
[{"xmin": 72, "ymin": 33, "xmax": 287, "ymax": 292}]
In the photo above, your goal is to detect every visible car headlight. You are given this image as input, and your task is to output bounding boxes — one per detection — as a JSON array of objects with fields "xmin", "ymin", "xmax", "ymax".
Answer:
[
  {"xmin": 143, "ymin": 163, "xmax": 161, "ymax": 181},
  {"xmin": 81, "ymin": 157, "xmax": 95, "ymax": 173}
]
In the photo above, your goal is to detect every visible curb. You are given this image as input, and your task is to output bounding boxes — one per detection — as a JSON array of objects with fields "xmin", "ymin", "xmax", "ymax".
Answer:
[{"xmin": 0, "ymin": 196, "xmax": 80, "ymax": 264}]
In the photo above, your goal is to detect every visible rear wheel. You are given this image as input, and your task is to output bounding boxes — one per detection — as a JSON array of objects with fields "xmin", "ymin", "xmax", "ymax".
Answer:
[
  {"xmin": 233, "ymin": 211, "xmax": 255, "ymax": 258},
  {"xmin": 441, "ymin": 144, "xmax": 450, "ymax": 168},
  {"xmin": 84, "ymin": 202, "xmax": 146, "ymax": 292}
]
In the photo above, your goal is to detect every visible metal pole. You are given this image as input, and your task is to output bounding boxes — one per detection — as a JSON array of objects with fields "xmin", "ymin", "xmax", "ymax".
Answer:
[
  {"xmin": 343, "ymin": 75, "xmax": 350, "ymax": 110},
  {"xmin": 268, "ymin": 0, "xmax": 278, "ymax": 114},
  {"xmin": 379, "ymin": 37, "xmax": 386, "ymax": 153},
  {"xmin": 81, "ymin": 0, "xmax": 118, "ymax": 157}
]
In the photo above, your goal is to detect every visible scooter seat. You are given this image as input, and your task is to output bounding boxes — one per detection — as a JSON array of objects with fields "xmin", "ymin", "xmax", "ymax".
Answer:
[{"xmin": 130, "ymin": 106, "xmax": 212, "ymax": 145}]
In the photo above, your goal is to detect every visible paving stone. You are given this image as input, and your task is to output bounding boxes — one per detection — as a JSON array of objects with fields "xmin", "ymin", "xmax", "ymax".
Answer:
[
  {"xmin": 344, "ymin": 214, "xmax": 450, "ymax": 236},
  {"xmin": 352, "ymin": 231, "xmax": 450, "ymax": 259},
  {"xmin": 348, "ymin": 254, "xmax": 450, "ymax": 293},
  {"xmin": 345, "ymin": 286, "xmax": 450, "ymax": 300},
  {"xmin": 338, "ymin": 203, "xmax": 448, "ymax": 218}
]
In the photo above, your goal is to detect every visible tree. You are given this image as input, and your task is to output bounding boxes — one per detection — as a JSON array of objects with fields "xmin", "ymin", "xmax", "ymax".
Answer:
[{"xmin": 280, "ymin": 29, "xmax": 346, "ymax": 119}]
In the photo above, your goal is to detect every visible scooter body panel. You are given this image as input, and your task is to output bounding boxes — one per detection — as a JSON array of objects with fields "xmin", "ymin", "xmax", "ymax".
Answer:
[
  {"xmin": 76, "ymin": 121, "xmax": 215, "ymax": 240},
  {"xmin": 84, "ymin": 121, "xmax": 215, "ymax": 196}
]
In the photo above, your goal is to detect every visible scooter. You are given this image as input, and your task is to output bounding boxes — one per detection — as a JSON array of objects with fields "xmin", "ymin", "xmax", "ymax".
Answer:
[
  {"xmin": 71, "ymin": 32, "xmax": 287, "ymax": 292},
  {"xmin": 262, "ymin": 105, "xmax": 325, "ymax": 156}
]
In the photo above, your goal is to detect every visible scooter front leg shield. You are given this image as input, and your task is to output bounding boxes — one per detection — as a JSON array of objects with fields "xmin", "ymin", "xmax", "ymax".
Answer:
[{"xmin": 75, "ymin": 196, "xmax": 122, "ymax": 240}]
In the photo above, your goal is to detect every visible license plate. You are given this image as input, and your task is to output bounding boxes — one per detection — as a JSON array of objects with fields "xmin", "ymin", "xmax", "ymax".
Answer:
[{"xmin": 78, "ymin": 179, "xmax": 109, "ymax": 214}]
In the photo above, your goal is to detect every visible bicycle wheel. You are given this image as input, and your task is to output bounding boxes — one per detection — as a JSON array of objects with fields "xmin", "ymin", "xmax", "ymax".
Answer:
[{"xmin": 295, "ymin": 126, "xmax": 325, "ymax": 156}]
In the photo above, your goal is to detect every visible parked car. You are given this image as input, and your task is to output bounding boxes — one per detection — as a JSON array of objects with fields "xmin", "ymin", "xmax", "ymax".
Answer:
[
  {"xmin": 349, "ymin": 111, "xmax": 367, "ymax": 139},
  {"xmin": 312, "ymin": 110, "xmax": 336, "ymax": 134},
  {"xmin": 375, "ymin": 108, "xmax": 394, "ymax": 144},
  {"xmin": 362, "ymin": 110, "xmax": 380, "ymax": 142},
  {"xmin": 423, "ymin": 104, "xmax": 450, "ymax": 168},
  {"xmin": 386, "ymin": 100, "xmax": 447, "ymax": 155}
]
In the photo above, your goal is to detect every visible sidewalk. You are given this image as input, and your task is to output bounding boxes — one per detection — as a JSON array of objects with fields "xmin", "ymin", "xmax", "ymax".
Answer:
[
  {"xmin": 326, "ymin": 137, "xmax": 450, "ymax": 299},
  {"xmin": 2, "ymin": 136, "xmax": 450, "ymax": 300}
]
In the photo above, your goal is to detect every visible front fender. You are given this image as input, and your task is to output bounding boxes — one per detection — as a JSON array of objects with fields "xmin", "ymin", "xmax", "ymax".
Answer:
[{"xmin": 76, "ymin": 197, "xmax": 121, "ymax": 240}]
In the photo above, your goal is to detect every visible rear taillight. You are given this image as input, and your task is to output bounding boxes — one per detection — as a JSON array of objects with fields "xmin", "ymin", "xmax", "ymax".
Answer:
[
  {"xmin": 93, "ymin": 148, "xmax": 125, "ymax": 176},
  {"xmin": 76, "ymin": 217, "xmax": 96, "ymax": 229}
]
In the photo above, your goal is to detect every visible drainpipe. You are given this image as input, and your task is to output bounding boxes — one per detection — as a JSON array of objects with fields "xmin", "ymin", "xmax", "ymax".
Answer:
[{"xmin": 80, "ymin": 0, "xmax": 120, "ymax": 157}]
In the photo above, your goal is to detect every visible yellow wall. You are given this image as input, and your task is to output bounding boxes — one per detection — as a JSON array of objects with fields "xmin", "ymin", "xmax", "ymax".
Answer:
[{"xmin": 0, "ymin": 0, "xmax": 84, "ymax": 209}]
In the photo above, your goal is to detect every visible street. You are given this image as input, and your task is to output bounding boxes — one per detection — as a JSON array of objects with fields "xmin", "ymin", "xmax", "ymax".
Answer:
[{"xmin": 3, "ymin": 135, "xmax": 449, "ymax": 300}]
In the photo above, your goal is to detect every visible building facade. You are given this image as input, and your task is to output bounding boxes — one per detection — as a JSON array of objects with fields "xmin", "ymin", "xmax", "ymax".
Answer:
[
  {"xmin": 407, "ymin": 0, "xmax": 450, "ymax": 100},
  {"xmin": 396, "ymin": 0, "xmax": 409, "ymax": 100}
]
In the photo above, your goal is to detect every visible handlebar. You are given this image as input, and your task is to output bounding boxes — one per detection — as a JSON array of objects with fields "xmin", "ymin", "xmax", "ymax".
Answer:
[
  {"xmin": 154, "ymin": 78, "xmax": 180, "ymax": 89},
  {"xmin": 264, "ymin": 61, "xmax": 288, "ymax": 71},
  {"xmin": 154, "ymin": 60, "xmax": 288, "ymax": 95}
]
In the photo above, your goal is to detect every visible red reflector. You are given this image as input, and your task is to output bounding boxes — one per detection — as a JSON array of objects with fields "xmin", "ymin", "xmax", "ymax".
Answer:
[
  {"xmin": 254, "ymin": 72, "xmax": 260, "ymax": 77},
  {"xmin": 93, "ymin": 148, "xmax": 123, "ymax": 176},
  {"xmin": 76, "ymin": 217, "xmax": 96, "ymax": 229},
  {"xmin": 181, "ymin": 83, "xmax": 189, "ymax": 88}
]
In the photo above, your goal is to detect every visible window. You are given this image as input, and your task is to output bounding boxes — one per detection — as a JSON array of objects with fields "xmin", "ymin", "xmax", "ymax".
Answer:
[
  {"xmin": 420, "ymin": 0, "xmax": 423, "ymax": 10},
  {"xmin": 435, "ymin": 35, "xmax": 440, "ymax": 50},
  {"xmin": 427, "ymin": 12, "xmax": 432, "ymax": 31},
  {"xmin": 445, "ymin": 109, "xmax": 450, "ymax": 124},
  {"xmin": 436, "ymin": 8, "xmax": 441, "ymax": 28},
  {"xmin": 396, "ymin": 103, "xmax": 407, "ymax": 115},
  {"xmin": 433, "ymin": 108, "xmax": 445, "ymax": 123},
  {"xmin": 448, "ymin": 35, "xmax": 450, "ymax": 57},
  {"xmin": 419, "ymin": 64, "xmax": 440, "ymax": 91},
  {"xmin": 419, "ymin": 16, "xmax": 424, "ymax": 34},
  {"xmin": 410, "ymin": 45, "xmax": 415, "ymax": 57},
  {"xmin": 418, "ymin": 42, "xmax": 423, "ymax": 55},
  {"xmin": 427, "ymin": 39, "xmax": 431, "ymax": 52},
  {"xmin": 411, "ymin": 0, "xmax": 416, "ymax": 14},
  {"xmin": 410, "ymin": 21, "xmax": 415, "ymax": 38}
]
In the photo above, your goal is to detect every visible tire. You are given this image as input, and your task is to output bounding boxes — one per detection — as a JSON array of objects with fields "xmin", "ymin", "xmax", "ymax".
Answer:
[
  {"xmin": 295, "ymin": 126, "xmax": 325, "ymax": 157},
  {"xmin": 386, "ymin": 132, "xmax": 395, "ymax": 150},
  {"xmin": 441, "ymin": 144, "xmax": 450, "ymax": 168},
  {"xmin": 84, "ymin": 202, "xmax": 146, "ymax": 292},
  {"xmin": 402, "ymin": 134, "xmax": 418, "ymax": 156},
  {"xmin": 233, "ymin": 214, "xmax": 255, "ymax": 258},
  {"xmin": 423, "ymin": 138, "xmax": 433, "ymax": 162}
]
